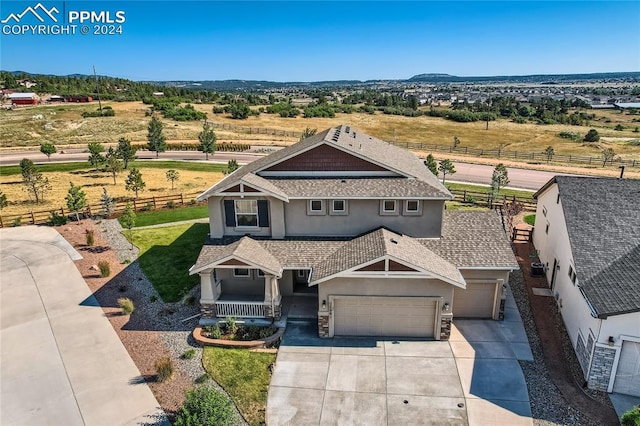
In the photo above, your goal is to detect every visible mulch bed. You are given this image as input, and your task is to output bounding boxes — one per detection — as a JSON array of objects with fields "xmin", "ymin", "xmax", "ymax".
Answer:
[{"xmin": 56, "ymin": 220, "xmax": 192, "ymax": 418}]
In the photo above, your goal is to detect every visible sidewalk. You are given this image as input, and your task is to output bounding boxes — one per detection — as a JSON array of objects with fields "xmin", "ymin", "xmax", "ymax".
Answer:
[{"xmin": 512, "ymin": 240, "xmax": 619, "ymax": 426}]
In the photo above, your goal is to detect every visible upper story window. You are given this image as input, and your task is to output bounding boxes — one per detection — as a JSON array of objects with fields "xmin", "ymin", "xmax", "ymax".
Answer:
[
  {"xmin": 235, "ymin": 200, "xmax": 258, "ymax": 227},
  {"xmin": 257, "ymin": 269, "xmax": 265, "ymax": 277},
  {"xmin": 330, "ymin": 199, "xmax": 348, "ymax": 215},
  {"xmin": 568, "ymin": 265, "xmax": 577, "ymax": 285},
  {"xmin": 542, "ymin": 205, "xmax": 548, "ymax": 217},
  {"xmin": 404, "ymin": 200, "xmax": 421, "ymax": 215},
  {"xmin": 545, "ymin": 222, "xmax": 550, "ymax": 234},
  {"xmin": 308, "ymin": 199, "xmax": 325, "ymax": 215},
  {"xmin": 556, "ymin": 194, "xmax": 560, "ymax": 204},
  {"xmin": 380, "ymin": 200, "xmax": 398, "ymax": 215}
]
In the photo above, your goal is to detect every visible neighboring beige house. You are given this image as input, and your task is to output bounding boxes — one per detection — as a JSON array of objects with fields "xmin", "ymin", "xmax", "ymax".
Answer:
[
  {"xmin": 533, "ymin": 176, "xmax": 640, "ymax": 397},
  {"xmin": 190, "ymin": 125, "xmax": 517, "ymax": 339}
]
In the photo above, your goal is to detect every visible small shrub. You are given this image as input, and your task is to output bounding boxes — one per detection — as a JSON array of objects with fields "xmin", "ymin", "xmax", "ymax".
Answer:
[
  {"xmin": 118, "ymin": 297, "xmax": 134, "ymax": 315},
  {"xmin": 155, "ymin": 357, "xmax": 174, "ymax": 383},
  {"xmin": 12, "ymin": 216, "xmax": 22, "ymax": 227},
  {"xmin": 141, "ymin": 202, "xmax": 153, "ymax": 211},
  {"xmin": 86, "ymin": 229, "xmax": 95, "ymax": 246},
  {"xmin": 182, "ymin": 294, "xmax": 196, "ymax": 305},
  {"xmin": 206, "ymin": 324, "xmax": 222, "ymax": 339},
  {"xmin": 121, "ymin": 259, "xmax": 131, "ymax": 265},
  {"xmin": 188, "ymin": 199, "xmax": 197, "ymax": 205},
  {"xmin": 621, "ymin": 406, "xmax": 640, "ymax": 426},
  {"xmin": 195, "ymin": 373, "xmax": 210, "ymax": 384},
  {"xmin": 166, "ymin": 200, "xmax": 176, "ymax": 209},
  {"xmin": 174, "ymin": 386, "xmax": 236, "ymax": 426},
  {"xmin": 49, "ymin": 211, "xmax": 68, "ymax": 225},
  {"xmin": 225, "ymin": 316, "xmax": 237, "ymax": 334},
  {"xmin": 615, "ymin": 124, "xmax": 625, "ymax": 131},
  {"xmin": 149, "ymin": 295, "xmax": 158, "ymax": 302},
  {"xmin": 98, "ymin": 260, "xmax": 110, "ymax": 277},
  {"xmin": 182, "ymin": 348, "xmax": 196, "ymax": 360},
  {"xmin": 466, "ymin": 195, "xmax": 477, "ymax": 205},
  {"xmin": 118, "ymin": 284, "xmax": 127, "ymax": 292}
]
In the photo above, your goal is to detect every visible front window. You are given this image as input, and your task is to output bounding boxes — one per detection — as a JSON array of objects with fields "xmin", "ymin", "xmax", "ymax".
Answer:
[
  {"xmin": 310, "ymin": 200, "xmax": 323, "ymax": 212},
  {"xmin": 332, "ymin": 200, "xmax": 345, "ymax": 212},
  {"xmin": 406, "ymin": 200, "xmax": 419, "ymax": 213},
  {"xmin": 235, "ymin": 200, "xmax": 258, "ymax": 227},
  {"xmin": 233, "ymin": 268, "xmax": 250, "ymax": 277}
]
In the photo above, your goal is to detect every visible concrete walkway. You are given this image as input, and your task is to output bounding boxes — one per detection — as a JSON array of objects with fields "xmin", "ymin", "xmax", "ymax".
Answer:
[
  {"xmin": 0, "ymin": 226, "xmax": 167, "ymax": 426},
  {"xmin": 267, "ymin": 296, "xmax": 533, "ymax": 426}
]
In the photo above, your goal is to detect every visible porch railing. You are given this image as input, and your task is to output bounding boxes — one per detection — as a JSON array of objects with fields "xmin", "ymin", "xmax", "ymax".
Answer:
[{"xmin": 215, "ymin": 300, "xmax": 268, "ymax": 318}]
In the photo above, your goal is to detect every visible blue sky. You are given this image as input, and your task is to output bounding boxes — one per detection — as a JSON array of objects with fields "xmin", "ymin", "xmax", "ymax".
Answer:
[{"xmin": 1, "ymin": 1, "xmax": 638, "ymax": 81}]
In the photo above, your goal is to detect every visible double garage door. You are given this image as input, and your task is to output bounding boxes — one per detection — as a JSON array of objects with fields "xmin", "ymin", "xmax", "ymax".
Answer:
[
  {"xmin": 613, "ymin": 340, "xmax": 640, "ymax": 397},
  {"xmin": 333, "ymin": 297, "xmax": 437, "ymax": 338}
]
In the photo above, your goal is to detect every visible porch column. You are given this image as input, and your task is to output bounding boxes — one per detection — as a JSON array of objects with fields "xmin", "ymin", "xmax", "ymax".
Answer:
[
  {"xmin": 263, "ymin": 274, "xmax": 272, "ymax": 303},
  {"xmin": 199, "ymin": 270, "xmax": 217, "ymax": 320},
  {"xmin": 270, "ymin": 275, "xmax": 281, "ymax": 319}
]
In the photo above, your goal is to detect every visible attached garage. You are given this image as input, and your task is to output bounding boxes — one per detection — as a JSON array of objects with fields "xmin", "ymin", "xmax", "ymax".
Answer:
[
  {"xmin": 453, "ymin": 282, "xmax": 498, "ymax": 318},
  {"xmin": 332, "ymin": 296, "xmax": 438, "ymax": 338},
  {"xmin": 613, "ymin": 340, "xmax": 640, "ymax": 397}
]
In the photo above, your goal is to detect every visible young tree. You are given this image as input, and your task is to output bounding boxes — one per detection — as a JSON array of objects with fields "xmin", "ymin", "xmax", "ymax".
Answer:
[
  {"xmin": 120, "ymin": 202, "xmax": 136, "ymax": 249},
  {"xmin": 453, "ymin": 136, "xmax": 461, "ymax": 148},
  {"xmin": 65, "ymin": 182, "xmax": 87, "ymax": 222},
  {"xmin": 198, "ymin": 122, "xmax": 217, "ymax": 160},
  {"xmin": 543, "ymin": 146, "xmax": 555, "ymax": 163},
  {"xmin": 116, "ymin": 137, "xmax": 137, "ymax": 169},
  {"xmin": 0, "ymin": 191, "xmax": 7, "ymax": 210},
  {"xmin": 299, "ymin": 127, "xmax": 318, "ymax": 141},
  {"xmin": 87, "ymin": 142, "xmax": 106, "ymax": 169},
  {"xmin": 100, "ymin": 187, "xmax": 115, "ymax": 217},
  {"xmin": 125, "ymin": 167, "xmax": 146, "ymax": 197},
  {"xmin": 20, "ymin": 158, "xmax": 51, "ymax": 203},
  {"xmin": 602, "ymin": 148, "xmax": 616, "ymax": 167},
  {"xmin": 147, "ymin": 115, "xmax": 166, "ymax": 158},
  {"xmin": 40, "ymin": 142, "xmax": 56, "ymax": 161},
  {"xmin": 104, "ymin": 147, "xmax": 123, "ymax": 184},
  {"xmin": 165, "ymin": 169, "xmax": 180, "ymax": 190},
  {"xmin": 504, "ymin": 200, "xmax": 524, "ymax": 233},
  {"xmin": 584, "ymin": 129, "xmax": 600, "ymax": 142},
  {"xmin": 424, "ymin": 154, "xmax": 438, "ymax": 176},
  {"xmin": 438, "ymin": 159, "xmax": 456, "ymax": 184},
  {"xmin": 491, "ymin": 163, "xmax": 510, "ymax": 199},
  {"xmin": 224, "ymin": 159, "xmax": 239, "ymax": 175}
]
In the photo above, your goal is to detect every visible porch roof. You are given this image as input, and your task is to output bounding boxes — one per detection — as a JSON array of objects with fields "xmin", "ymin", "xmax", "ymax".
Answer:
[{"xmin": 189, "ymin": 236, "xmax": 283, "ymax": 276}]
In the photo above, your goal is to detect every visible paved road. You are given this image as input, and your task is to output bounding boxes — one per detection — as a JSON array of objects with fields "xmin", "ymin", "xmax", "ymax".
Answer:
[
  {"xmin": 0, "ymin": 226, "xmax": 167, "ymax": 426},
  {"xmin": 1, "ymin": 148, "xmax": 570, "ymax": 190}
]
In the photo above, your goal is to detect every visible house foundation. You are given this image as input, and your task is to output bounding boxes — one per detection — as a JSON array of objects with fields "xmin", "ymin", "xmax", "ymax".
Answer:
[
  {"xmin": 318, "ymin": 312, "xmax": 330, "ymax": 337},
  {"xmin": 587, "ymin": 344, "xmax": 617, "ymax": 391},
  {"xmin": 440, "ymin": 314, "xmax": 453, "ymax": 340}
]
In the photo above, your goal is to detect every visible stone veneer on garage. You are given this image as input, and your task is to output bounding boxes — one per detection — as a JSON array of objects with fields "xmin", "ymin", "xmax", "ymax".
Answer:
[{"xmin": 587, "ymin": 345, "xmax": 617, "ymax": 391}]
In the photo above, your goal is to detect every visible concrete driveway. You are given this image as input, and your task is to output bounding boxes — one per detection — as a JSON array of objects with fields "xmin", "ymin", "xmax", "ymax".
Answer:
[
  {"xmin": 0, "ymin": 226, "xmax": 167, "ymax": 426},
  {"xmin": 267, "ymin": 293, "xmax": 533, "ymax": 425}
]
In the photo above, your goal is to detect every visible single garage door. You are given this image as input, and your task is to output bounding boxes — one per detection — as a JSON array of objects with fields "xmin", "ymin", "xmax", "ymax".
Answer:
[
  {"xmin": 613, "ymin": 340, "xmax": 640, "ymax": 397},
  {"xmin": 333, "ymin": 297, "xmax": 437, "ymax": 337},
  {"xmin": 453, "ymin": 282, "xmax": 497, "ymax": 318}
]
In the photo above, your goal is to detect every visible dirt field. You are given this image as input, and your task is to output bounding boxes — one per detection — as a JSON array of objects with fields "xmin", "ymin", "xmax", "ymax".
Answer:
[
  {"xmin": 0, "ymin": 166, "xmax": 224, "ymax": 218},
  {"xmin": 2, "ymin": 101, "xmax": 639, "ymax": 161}
]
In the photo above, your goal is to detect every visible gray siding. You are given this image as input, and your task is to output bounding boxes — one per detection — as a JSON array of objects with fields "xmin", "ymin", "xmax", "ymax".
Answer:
[{"xmin": 284, "ymin": 199, "xmax": 444, "ymax": 238}]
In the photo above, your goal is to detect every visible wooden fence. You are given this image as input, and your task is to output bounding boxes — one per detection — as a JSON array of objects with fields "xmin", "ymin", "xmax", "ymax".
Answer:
[
  {"xmin": 448, "ymin": 188, "xmax": 537, "ymax": 211},
  {"xmin": 206, "ymin": 121, "xmax": 303, "ymax": 139},
  {"xmin": 0, "ymin": 192, "xmax": 203, "ymax": 228}
]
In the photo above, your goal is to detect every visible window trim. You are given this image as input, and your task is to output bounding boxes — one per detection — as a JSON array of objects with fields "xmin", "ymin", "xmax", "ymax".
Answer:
[
  {"xmin": 234, "ymin": 199, "xmax": 259, "ymax": 229},
  {"xmin": 330, "ymin": 199, "xmax": 348, "ymax": 215},
  {"xmin": 307, "ymin": 199, "xmax": 325, "ymax": 215},
  {"xmin": 380, "ymin": 199, "xmax": 398, "ymax": 215},
  {"xmin": 404, "ymin": 200, "xmax": 421, "ymax": 215},
  {"xmin": 233, "ymin": 268, "xmax": 250, "ymax": 277}
]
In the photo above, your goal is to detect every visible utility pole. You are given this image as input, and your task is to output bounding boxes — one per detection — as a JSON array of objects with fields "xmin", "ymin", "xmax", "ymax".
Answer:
[{"xmin": 93, "ymin": 65, "xmax": 103, "ymax": 114}]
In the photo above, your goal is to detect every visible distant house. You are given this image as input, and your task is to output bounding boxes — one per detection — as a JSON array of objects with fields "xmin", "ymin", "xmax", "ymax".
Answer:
[
  {"xmin": 189, "ymin": 125, "xmax": 518, "ymax": 339},
  {"xmin": 152, "ymin": 92, "xmax": 164, "ymax": 97},
  {"xmin": 614, "ymin": 102, "xmax": 640, "ymax": 110},
  {"xmin": 64, "ymin": 95, "xmax": 93, "ymax": 103},
  {"xmin": 9, "ymin": 93, "xmax": 39, "ymax": 105},
  {"xmin": 48, "ymin": 95, "xmax": 65, "ymax": 103},
  {"xmin": 533, "ymin": 176, "xmax": 640, "ymax": 397}
]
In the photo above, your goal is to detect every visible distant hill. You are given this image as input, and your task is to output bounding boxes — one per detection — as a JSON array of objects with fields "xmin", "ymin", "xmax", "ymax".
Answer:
[{"xmin": 408, "ymin": 72, "xmax": 640, "ymax": 83}]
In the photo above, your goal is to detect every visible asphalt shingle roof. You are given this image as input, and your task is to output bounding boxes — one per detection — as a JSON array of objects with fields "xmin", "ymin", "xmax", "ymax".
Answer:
[
  {"xmin": 421, "ymin": 210, "xmax": 518, "ymax": 269},
  {"xmin": 197, "ymin": 125, "xmax": 451, "ymax": 201},
  {"xmin": 190, "ymin": 211, "xmax": 515, "ymax": 283},
  {"xmin": 551, "ymin": 176, "xmax": 640, "ymax": 317}
]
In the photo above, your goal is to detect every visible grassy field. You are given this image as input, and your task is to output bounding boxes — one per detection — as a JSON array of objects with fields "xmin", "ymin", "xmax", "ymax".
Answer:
[
  {"xmin": 2, "ymin": 101, "xmax": 640, "ymax": 162},
  {"xmin": 131, "ymin": 223, "xmax": 208, "ymax": 302},
  {"xmin": 0, "ymin": 161, "xmax": 224, "ymax": 217},
  {"xmin": 122, "ymin": 205, "xmax": 208, "ymax": 228},
  {"xmin": 203, "ymin": 347, "xmax": 276, "ymax": 426}
]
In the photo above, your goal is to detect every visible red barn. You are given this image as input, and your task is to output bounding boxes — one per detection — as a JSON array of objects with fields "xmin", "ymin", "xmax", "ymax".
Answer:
[
  {"xmin": 64, "ymin": 95, "xmax": 93, "ymax": 103},
  {"xmin": 9, "ymin": 93, "xmax": 39, "ymax": 105}
]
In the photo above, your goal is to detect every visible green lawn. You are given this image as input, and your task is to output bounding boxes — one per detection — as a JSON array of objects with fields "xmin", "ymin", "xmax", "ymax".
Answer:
[
  {"xmin": 0, "ymin": 160, "xmax": 227, "ymax": 176},
  {"xmin": 202, "ymin": 347, "xmax": 276, "ymax": 426},
  {"xmin": 121, "ymin": 205, "xmax": 209, "ymax": 227},
  {"xmin": 524, "ymin": 214, "xmax": 536, "ymax": 226},
  {"xmin": 130, "ymin": 223, "xmax": 208, "ymax": 302}
]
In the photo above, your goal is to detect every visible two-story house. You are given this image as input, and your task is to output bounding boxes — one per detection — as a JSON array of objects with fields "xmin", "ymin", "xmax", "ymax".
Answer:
[
  {"xmin": 533, "ymin": 176, "xmax": 640, "ymax": 397},
  {"xmin": 190, "ymin": 125, "xmax": 517, "ymax": 339}
]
